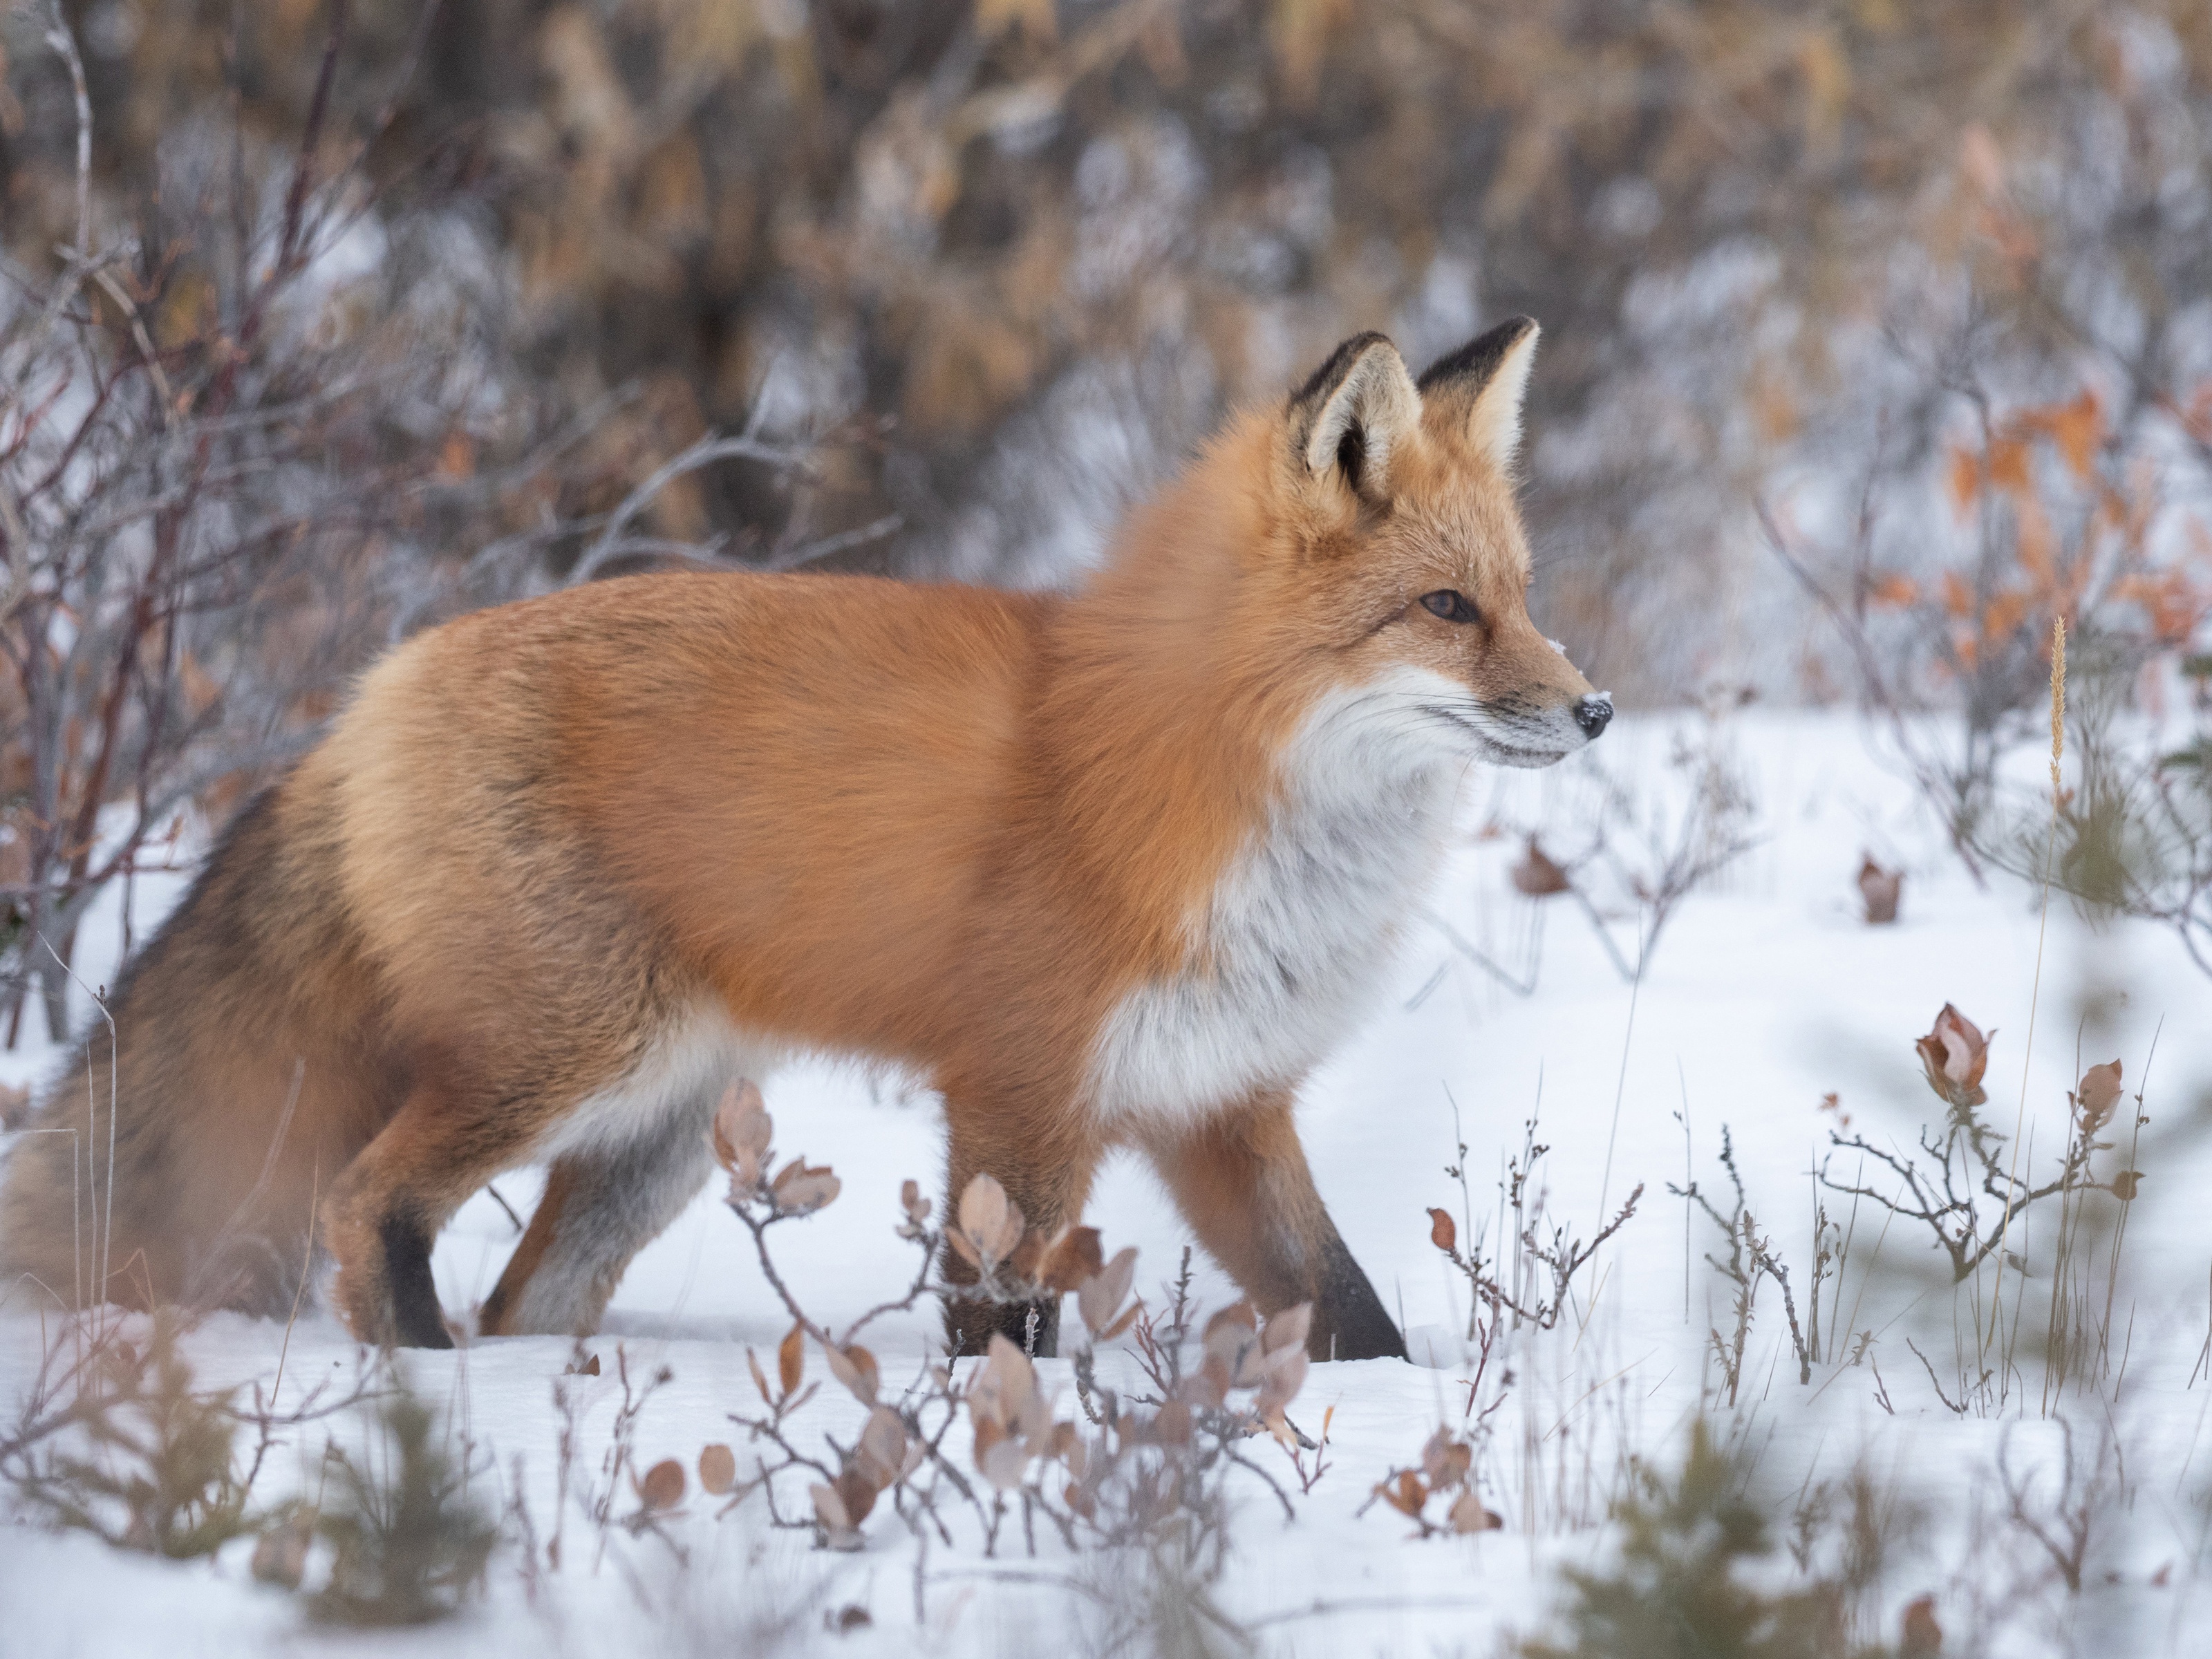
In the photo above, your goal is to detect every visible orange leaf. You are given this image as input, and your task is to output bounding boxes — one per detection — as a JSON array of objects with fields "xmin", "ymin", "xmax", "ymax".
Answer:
[
  {"xmin": 1427, "ymin": 1208, "xmax": 1457, "ymax": 1253},
  {"xmin": 1980, "ymin": 589, "xmax": 2028, "ymax": 644},
  {"xmin": 637, "ymin": 1458, "xmax": 685, "ymax": 1510},
  {"xmin": 2048, "ymin": 389, "xmax": 2103, "ymax": 482},
  {"xmin": 1986, "ymin": 434, "xmax": 2030, "ymax": 495},
  {"xmin": 1946, "ymin": 444, "xmax": 1980, "ymax": 517},
  {"xmin": 1866, "ymin": 572, "xmax": 1919, "ymax": 608},
  {"xmin": 778, "ymin": 1322, "xmax": 805, "ymax": 1396},
  {"xmin": 699, "ymin": 1443, "xmax": 738, "ymax": 1495}
]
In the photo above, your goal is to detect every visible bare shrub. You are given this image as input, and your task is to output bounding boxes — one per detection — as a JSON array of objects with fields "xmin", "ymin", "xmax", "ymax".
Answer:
[
  {"xmin": 0, "ymin": 1308, "xmax": 378, "ymax": 1557},
  {"xmin": 1674, "ymin": 1126, "xmax": 1817, "ymax": 1397},
  {"xmin": 693, "ymin": 1080, "xmax": 1310, "ymax": 1606}
]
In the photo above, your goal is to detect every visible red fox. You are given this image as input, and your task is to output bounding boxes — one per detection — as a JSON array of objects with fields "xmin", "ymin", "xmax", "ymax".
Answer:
[{"xmin": 0, "ymin": 321, "xmax": 1608, "ymax": 1360}]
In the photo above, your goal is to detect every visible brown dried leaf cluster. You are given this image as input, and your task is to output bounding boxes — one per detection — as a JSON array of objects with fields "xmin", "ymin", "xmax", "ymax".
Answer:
[
  {"xmin": 1374, "ymin": 1426, "xmax": 1502, "ymax": 1537},
  {"xmin": 710, "ymin": 1080, "xmax": 841, "ymax": 1216},
  {"xmin": 1915, "ymin": 1004, "xmax": 1991, "ymax": 1110}
]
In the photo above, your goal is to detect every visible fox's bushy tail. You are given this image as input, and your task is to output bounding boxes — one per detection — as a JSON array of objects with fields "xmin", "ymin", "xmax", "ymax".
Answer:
[{"xmin": 0, "ymin": 772, "xmax": 393, "ymax": 1318}]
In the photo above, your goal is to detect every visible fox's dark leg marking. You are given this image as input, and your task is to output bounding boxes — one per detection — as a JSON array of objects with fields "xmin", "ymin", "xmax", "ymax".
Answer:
[
  {"xmin": 379, "ymin": 1211, "xmax": 452, "ymax": 1349},
  {"xmin": 1314, "ymin": 1230, "xmax": 1406, "ymax": 1362}
]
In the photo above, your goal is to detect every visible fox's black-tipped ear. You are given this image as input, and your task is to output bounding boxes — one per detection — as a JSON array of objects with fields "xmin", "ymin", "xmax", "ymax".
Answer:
[
  {"xmin": 1289, "ymin": 332, "xmax": 1421, "ymax": 503},
  {"xmin": 1418, "ymin": 316, "xmax": 1539, "ymax": 471}
]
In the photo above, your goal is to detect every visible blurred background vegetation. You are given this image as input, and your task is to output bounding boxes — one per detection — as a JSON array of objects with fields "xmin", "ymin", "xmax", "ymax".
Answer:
[{"xmin": 1, "ymin": 0, "xmax": 2209, "ymax": 1033}]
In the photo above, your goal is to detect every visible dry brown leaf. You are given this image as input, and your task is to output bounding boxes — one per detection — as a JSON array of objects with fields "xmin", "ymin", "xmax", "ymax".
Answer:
[
  {"xmin": 1427, "ymin": 1207, "xmax": 1458, "ymax": 1253},
  {"xmin": 711, "ymin": 1079, "xmax": 772, "ymax": 1190},
  {"xmin": 1857, "ymin": 856, "xmax": 1902, "ymax": 925},
  {"xmin": 1040, "ymin": 1226, "xmax": 1105, "ymax": 1292},
  {"xmin": 823, "ymin": 1341, "xmax": 881, "ymax": 1405},
  {"xmin": 637, "ymin": 1458, "xmax": 685, "ymax": 1510},
  {"xmin": 747, "ymin": 1347, "xmax": 773, "ymax": 1406},
  {"xmin": 897, "ymin": 1178, "xmax": 932, "ymax": 1237},
  {"xmin": 778, "ymin": 1322, "xmax": 805, "ymax": 1396},
  {"xmin": 1915, "ymin": 1003, "xmax": 1991, "ymax": 1107},
  {"xmin": 810, "ymin": 1481, "xmax": 851, "ymax": 1533},
  {"xmin": 957, "ymin": 1172, "xmax": 1026, "ymax": 1263},
  {"xmin": 1009, "ymin": 1227, "xmax": 1047, "ymax": 1284},
  {"xmin": 2111, "ymin": 1169, "xmax": 2144, "ymax": 1201},
  {"xmin": 2076, "ymin": 1060, "xmax": 2124, "ymax": 1134},
  {"xmin": 856, "ymin": 1405, "xmax": 908, "ymax": 1488},
  {"xmin": 1078, "ymin": 1246, "xmax": 1139, "ymax": 1338},
  {"xmin": 978, "ymin": 1435, "xmax": 1029, "ymax": 1490},
  {"xmin": 834, "ymin": 1464, "xmax": 879, "ymax": 1526},
  {"xmin": 770, "ymin": 1157, "xmax": 841, "ymax": 1215},
  {"xmin": 1448, "ymin": 1489, "xmax": 1503, "ymax": 1533},
  {"xmin": 968, "ymin": 1333, "xmax": 1037, "ymax": 1429},
  {"xmin": 1256, "ymin": 1347, "xmax": 1308, "ymax": 1422},
  {"xmin": 698, "ymin": 1443, "xmax": 737, "ymax": 1495},
  {"xmin": 1511, "ymin": 837, "xmax": 1571, "ymax": 897}
]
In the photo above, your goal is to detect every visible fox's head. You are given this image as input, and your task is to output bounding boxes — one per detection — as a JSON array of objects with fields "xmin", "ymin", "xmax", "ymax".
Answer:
[{"xmin": 1237, "ymin": 320, "xmax": 1610, "ymax": 770}]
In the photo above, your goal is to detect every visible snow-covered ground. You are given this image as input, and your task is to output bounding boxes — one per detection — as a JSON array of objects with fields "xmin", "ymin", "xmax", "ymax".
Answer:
[{"xmin": 3, "ymin": 708, "xmax": 2209, "ymax": 1657}]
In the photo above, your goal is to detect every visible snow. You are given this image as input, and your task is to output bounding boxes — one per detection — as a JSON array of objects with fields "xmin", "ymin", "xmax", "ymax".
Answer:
[{"xmin": 3, "ymin": 708, "xmax": 2209, "ymax": 1656}]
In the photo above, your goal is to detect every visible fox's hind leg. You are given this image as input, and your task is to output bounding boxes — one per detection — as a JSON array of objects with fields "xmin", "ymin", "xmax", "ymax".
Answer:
[
  {"xmin": 477, "ymin": 1109, "xmax": 718, "ymax": 1338},
  {"xmin": 324, "ymin": 1069, "xmax": 558, "ymax": 1348},
  {"xmin": 1136, "ymin": 1089, "xmax": 1405, "ymax": 1362}
]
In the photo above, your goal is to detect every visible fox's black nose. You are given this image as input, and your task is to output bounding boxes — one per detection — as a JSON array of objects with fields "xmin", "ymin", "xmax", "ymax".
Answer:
[{"xmin": 1574, "ymin": 693, "xmax": 1613, "ymax": 740}]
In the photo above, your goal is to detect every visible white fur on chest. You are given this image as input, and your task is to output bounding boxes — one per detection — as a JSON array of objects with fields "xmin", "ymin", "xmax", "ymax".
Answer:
[{"xmin": 1085, "ymin": 669, "xmax": 1463, "ymax": 1132}]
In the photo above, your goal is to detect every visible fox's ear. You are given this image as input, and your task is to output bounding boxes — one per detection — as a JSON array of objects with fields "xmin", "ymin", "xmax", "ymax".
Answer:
[
  {"xmin": 1290, "ymin": 332, "xmax": 1421, "ymax": 503},
  {"xmin": 1418, "ymin": 316, "xmax": 1539, "ymax": 472}
]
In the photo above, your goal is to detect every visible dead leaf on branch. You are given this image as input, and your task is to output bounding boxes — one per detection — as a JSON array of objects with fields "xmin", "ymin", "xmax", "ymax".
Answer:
[
  {"xmin": 770, "ymin": 1156, "xmax": 841, "ymax": 1215},
  {"xmin": 635, "ymin": 1459, "xmax": 685, "ymax": 1511},
  {"xmin": 1040, "ymin": 1224, "xmax": 1105, "ymax": 1291},
  {"xmin": 1511, "ymin": 836, "xmax": 1571, "ymax": 897},
  {"xmin": 2074, "ymin": 1059, "xmax": 2123, "ymax": 1136},
  {"xmin": 1915, "ymin": 1002, "xmax": 1991, "ymax": 1108},
  {"xmin": 1077, "ymin": 1246, "xmax": 1139, "ymax": 1340},
  {"xmin": 809, "ymin": 1482, "xmax": 863, "ymax": 1550},
  {"xmin": 1448, "ymin": 1489, "xmax": 1503, "ymax": 1533},
  {"xmin": 1381, "ymin": 1470, "xmax": 1427, "ymax": 1517},
  {"xmin": 952, "ymin": 1171, "xmax": 1025, "ymax": 1267},
  {"xmin": 778, "ymin": 1322, "xmax": 805, "ymax": 1397},
  {"xmin": 711, "ymin": 1078, "xmax": 773, "ymax": 1197},
  {"xmin": 1427, "ymin": 1207, "xmax": 1457, "ymax": 1253},
  {"xmin": 1420, "ymin": 1427, "xmax": 1472, "ymax": 1490},
  {"xmin": 897, "ymin": 1178, "xmax": 932, "ymax": 1239},
  {"xmin": 823, "ymin": 1340, "xmax": 880, "ymax": 1405},
  {"xmin": 698, "ymin": 1443, "xmax": 737, "ymax": 1495}
]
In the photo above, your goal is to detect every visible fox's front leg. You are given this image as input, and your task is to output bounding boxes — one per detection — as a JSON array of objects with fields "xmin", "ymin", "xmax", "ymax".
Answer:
[
  {"xmin": 1138, "ymin": 1091, "xmax": 1405, "ymax": 1362},
  {"xmin": 938, "ymin": 1087, "xmax": 1103, "ymax": 1360}
]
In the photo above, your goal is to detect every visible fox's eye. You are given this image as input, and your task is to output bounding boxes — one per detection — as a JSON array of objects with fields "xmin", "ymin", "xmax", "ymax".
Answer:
[{"xmin": 1421, "ymin": 590, "xmax": 1479, "ymax": 624}]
